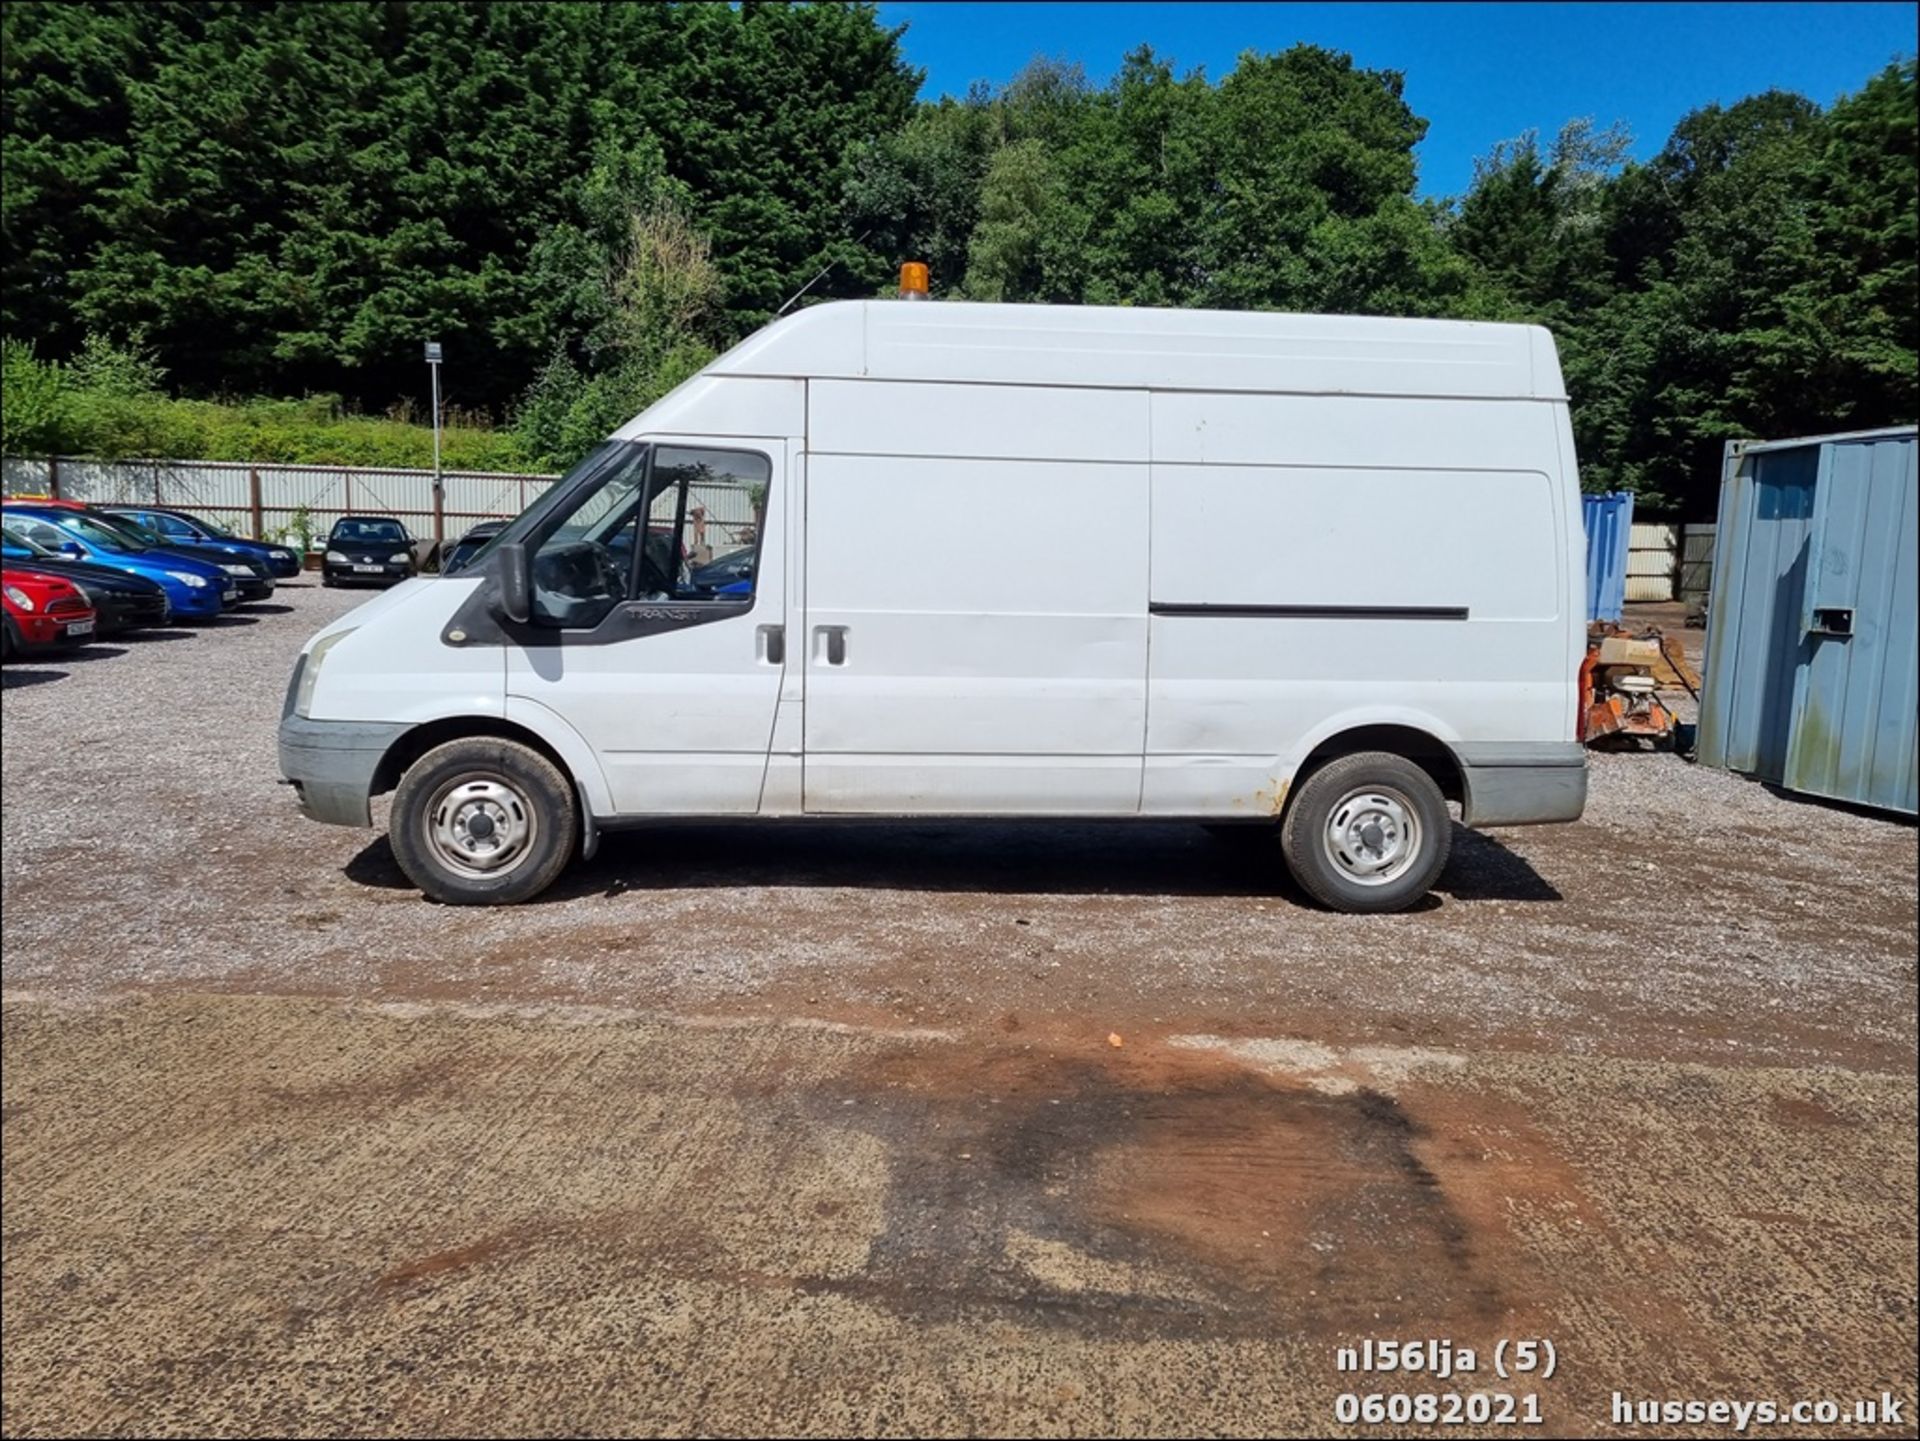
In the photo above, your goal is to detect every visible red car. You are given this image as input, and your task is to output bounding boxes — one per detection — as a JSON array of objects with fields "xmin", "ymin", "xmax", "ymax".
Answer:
[{"xmin": 2, "ymin": 567, "xmax": 98, "ymax": 660}]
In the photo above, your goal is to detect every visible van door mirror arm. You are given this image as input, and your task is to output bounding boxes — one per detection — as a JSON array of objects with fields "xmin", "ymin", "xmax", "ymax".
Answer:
[{"xmin": 495, "ymin": 541, "xmax": 531, "ymax": 624}]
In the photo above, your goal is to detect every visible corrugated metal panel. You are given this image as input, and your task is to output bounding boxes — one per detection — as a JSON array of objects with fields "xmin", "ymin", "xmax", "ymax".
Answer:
[
  {"xmin": 1679, "ymin": 524, "xmax": 1716, "ymax": 607},
  {"xmin": 2, "ymin": 455, "xmax": 560, "ymax": 544},
  {"xmin": 1698, "ymin": 428, "xmax": 1917, "ymax": 814},
  {"xmin": 1782, "ymin": 433, "xmax": 1919, "ymax": 814},
  {"xmin": 1626, "ymin": 549, "xmax": 1676, "ymax": 576},
  {"xmin": 1625, "ymin": 520, "xmax": 1677, "ymax": 597},
  {"xmin": 1581, "ymin": 491, "xmax": 1633, "ymax": 622}
]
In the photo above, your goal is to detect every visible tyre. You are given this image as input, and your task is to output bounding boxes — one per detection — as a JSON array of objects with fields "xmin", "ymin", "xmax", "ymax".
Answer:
[
  {"xmin": 321, "ymin": 573, "xmax": 337, "ymax": 588},
  {"xmin": 1279, "ymin": 751, "xmax": 1452, "ymax": 914},
  {"xmin": 389, "ymin": 737, "xmax": 578, "ymax": 904}
]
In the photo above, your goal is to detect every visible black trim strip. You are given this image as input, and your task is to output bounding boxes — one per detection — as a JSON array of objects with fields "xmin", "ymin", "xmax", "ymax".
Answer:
[{"xmin": 1150, "ymin": 602, "xmax": 1470, "ymax": 620}]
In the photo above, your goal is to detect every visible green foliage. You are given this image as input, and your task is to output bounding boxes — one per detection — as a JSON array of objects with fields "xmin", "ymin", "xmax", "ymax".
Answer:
[
  {"xmin": 3, "ymin": 333, "xmax": 534, "ymax": 469},
  {"xmin": 2, "ymin": 1, "xmax": 917, "ymax": 411},
  {"xmin": 2, "ymin": 4, "xmax": 1912, "ymax": 515},
  {"xmin": 0, "ymin": 339, "xmax": 69, "ymax": 455}
]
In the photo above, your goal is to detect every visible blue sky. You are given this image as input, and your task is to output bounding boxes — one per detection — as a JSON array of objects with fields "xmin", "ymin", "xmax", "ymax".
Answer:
[{"xmin": 874, "ymin": 2, "xmax": 1918, "ymax": 196}]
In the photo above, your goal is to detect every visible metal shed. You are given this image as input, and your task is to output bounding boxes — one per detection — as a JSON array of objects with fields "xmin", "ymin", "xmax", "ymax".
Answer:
[{"xmin": 1697, "ymin": 426, "xmax": 1918, "ymax": 815}]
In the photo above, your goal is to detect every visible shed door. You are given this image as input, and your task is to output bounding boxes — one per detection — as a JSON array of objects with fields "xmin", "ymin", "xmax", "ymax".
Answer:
[{"xmin": 1784, "ymin": 435, "xmax": 1919, "ymax": 812}]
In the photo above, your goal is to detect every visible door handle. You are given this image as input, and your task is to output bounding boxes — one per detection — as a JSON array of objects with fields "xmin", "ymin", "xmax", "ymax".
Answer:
[
  {"xmin": 813, "ymin": 625, "xmax": 848, "ymax": 666},
  {"xmin": 757, "ymin": 624, "xmax": 785, "ymax": 665}
]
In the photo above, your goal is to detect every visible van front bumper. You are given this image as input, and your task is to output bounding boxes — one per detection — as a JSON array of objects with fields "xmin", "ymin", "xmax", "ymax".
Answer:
[
  {"xmin": 279, "ymin": 715, "xmax": 409, "ymax": 827},
  {"xmin": 1456, "ymin": 743, "xmax": 1588, "ymax": 826}
]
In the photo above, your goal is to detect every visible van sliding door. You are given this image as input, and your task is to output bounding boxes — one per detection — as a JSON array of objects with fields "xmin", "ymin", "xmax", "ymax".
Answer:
[{"xmin": 800, "ymin": 380, "xmax": 1149, "ymax": 815}]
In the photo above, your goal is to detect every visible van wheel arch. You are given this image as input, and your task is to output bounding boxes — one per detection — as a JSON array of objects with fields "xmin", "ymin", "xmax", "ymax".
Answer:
[
  {"xmin": 1285, "ymin": 724, "xmax": 1465, "ymax": 815},
  {"xmin": 371, "ymin": 717, "xmax": 577, "ymax": 802}
]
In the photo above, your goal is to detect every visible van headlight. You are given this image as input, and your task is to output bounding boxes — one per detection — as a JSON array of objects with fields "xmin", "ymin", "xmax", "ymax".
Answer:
[
  {"xmin": 295, "ymin": 629, "xmax": 355, "ymax": 718},
  {"xmin": 389, "ymin": 551, "xmax": 411, "ymax": 565},
  {"xmin": 326, "ymin": 549, "xmax": 348, "ymax": 563},
  {"xmin": 165, "ymin": 570, "xmax": 209, "ymax": 588}
]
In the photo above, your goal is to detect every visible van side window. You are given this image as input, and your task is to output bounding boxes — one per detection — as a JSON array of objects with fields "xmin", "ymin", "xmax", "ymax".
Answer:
[
  {"xmin": 529, "ymin": 446, "xmax": 652, "ymax": 628},
  {"xmin": 527, "ymin": 444, "xmax": 770, "ymax": 628},
  {"xmin": 640, "ymin": 447, "xmax": 770, "ymax": 602}
]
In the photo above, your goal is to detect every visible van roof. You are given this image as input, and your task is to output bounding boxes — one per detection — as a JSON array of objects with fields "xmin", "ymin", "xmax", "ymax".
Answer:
[{"xmin": 707, "ymin": 300, "xmax": 1566, "ymax": 402}]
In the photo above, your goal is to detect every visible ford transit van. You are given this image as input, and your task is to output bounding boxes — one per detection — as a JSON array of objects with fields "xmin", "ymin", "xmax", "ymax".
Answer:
[{"xmin": 279, "ymin": 300, "xmax": 1588, "ymax": 912}]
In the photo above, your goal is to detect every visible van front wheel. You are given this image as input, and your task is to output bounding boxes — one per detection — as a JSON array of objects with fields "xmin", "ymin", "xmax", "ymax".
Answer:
[
  {"xmin": 1279, "ymin": 752, "xmax": 1451, "ymax": 913},
  {"xmin": 389, "ymin": 738, "xmax": 577, "ymax": 905}
]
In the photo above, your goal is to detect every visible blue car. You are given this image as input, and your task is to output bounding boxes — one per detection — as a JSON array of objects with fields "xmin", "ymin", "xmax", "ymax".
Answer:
[
  {"xmin": 0, "ymin": 507, "xmax": 236, "ymax": 619},
  {"xmin": 101, "ymin": 505, "xmax": 303, "ymax": 579},
  {"xmin": 84, "ymin": 510, "xmax": 275, "ymax": 600}
]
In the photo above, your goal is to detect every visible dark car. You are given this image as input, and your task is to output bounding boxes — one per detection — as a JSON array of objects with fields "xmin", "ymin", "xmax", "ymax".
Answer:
[
  {"xmin": 1, "ymin": 524, "xmax": 171, "ymax": 633},
  {"xmin": 100, "ymin": 505, "xmax": 303, "ymax": 578},
  {"xmin": 323, "ymin": 516, "xmax": 417, "ymax": 587},
  {"xmin": 688, "ymin": 544, "xmax": 756, "ymax": 595},
  {"xmin": 440, "ymin": 521, "xmax": 506, "ymax": 576},
  {"xmin": 82, "ymin": 510, "xmax": 276, "ymax": 602}
]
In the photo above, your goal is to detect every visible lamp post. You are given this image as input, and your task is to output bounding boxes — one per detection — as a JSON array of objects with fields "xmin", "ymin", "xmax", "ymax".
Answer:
[{"xmin": 424, "ymin": 341, "xmax": 444, "ymax": 554}]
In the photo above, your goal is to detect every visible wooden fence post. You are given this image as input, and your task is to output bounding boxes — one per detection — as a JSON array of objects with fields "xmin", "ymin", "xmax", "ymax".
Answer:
[
  {"xmin": 249, "ymin": 467, "xmax": 264, "ymax": 539},
  {"xmin": 47, "ymin": 456, "xmax": 61, "ymax": 499}
]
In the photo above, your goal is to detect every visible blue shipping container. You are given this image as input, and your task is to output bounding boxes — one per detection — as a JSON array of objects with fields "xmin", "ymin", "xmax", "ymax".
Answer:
[
  {"xmin": 1697, "ymin": 426, "xmax": 1918, "ymax": 815},
  {"xmin": 1582, "ymin": 491, "xmax": 1633, "ymax": 623}
]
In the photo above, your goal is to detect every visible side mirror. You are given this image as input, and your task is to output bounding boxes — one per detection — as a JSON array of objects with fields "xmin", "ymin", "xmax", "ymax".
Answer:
[
  {"xmin": 496, "ymin": 541, "xmax": 530, "ymax": 624},
  {"xmin": 60, "ymin": 541, "xmax": 85, "ymax": 558}
]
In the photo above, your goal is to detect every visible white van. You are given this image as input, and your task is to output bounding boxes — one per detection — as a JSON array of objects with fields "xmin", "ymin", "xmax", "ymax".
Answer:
[{"xmin": 279, "ymin": 300, "xmax": 1587, "ymax": 912}]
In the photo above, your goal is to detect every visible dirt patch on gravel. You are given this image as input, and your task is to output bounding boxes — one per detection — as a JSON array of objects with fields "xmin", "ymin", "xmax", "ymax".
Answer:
[{"xmin": 4, "ymin": 992, "xmax": 1913, "ymax": 1436}]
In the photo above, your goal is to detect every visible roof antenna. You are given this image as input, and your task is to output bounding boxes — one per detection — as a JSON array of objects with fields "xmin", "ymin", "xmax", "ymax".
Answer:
[{"xmin": 775, "ymin": 229, "xmax": 874, "ymax": 316}]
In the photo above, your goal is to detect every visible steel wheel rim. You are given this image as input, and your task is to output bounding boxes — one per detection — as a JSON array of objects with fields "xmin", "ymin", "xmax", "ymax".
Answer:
[
  {"xmin": 1322, "ymin": 785, "xmax": 1421, "ymax": 886},
  {"xmin": 424, "ymin": 771, "xmax": 539, "ymax": 880}
]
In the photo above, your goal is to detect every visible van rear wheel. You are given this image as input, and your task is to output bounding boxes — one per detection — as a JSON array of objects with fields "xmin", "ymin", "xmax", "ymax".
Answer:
[
  {"xmin": 1279, "ymin": 752, "xmax": 1451, "ymax": 913},
  {"xmin": 389, "ymin": 738, "xmax": 577, "ymax": 905}
]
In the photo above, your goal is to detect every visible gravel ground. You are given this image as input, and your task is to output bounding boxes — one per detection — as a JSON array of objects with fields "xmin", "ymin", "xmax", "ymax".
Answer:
[
  {"xmin": 1, "ymin": 584, "xmax": 1911, "ymax": 1069},
  {"xmin": 3, "ymin": 582, "xmax": 1915, "ymax": 1436}
]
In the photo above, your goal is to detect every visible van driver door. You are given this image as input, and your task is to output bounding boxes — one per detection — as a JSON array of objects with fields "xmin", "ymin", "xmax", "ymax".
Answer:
[{"xmin": 504, "ymin": 437, "xmax": 787, "ymax": 814}]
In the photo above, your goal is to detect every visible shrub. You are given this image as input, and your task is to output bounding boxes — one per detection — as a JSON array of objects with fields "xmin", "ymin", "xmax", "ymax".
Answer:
[
  {"xmin": 0, "ymin": 340, "xmax": 69, "ymax": 455},
  {"xmin": 0, "ymin": 334, "xmax": 541, "ymax": 473}
]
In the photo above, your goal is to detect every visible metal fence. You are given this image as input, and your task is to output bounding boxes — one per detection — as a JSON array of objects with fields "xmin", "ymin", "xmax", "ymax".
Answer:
[
  {"xmin": 0, "ymin": 455, "xmax": 766, "ymax": 560},
  {"xmin": 1, "ymin": 455, "xmax": 560, "ymax": 549},
  {"xmin": 1626, "ymin": 521, "xmax": 1678, "ymax": 602},
  {"xmin": 1679, "ymin": 523, "xmax": 1716, "ymax": 613}
]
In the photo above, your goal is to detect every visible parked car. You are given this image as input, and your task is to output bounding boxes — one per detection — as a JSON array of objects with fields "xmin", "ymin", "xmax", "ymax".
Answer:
[
  {"xmin": 322, "ymin": 516, "xmax": 417, "ymax": 587},
  {"xmin": 688, "ymin": 545, "xmax": 756, "ymax": 596},
  {"xmin": 2, "ymin": 567, "xmax": 98, "ymax": 659},
  {"xmin": 440, "ymin": 522, "xmax": 506, "ymax": 576},
  {"xmin": 81, "ymin": 510, "xmax": 275, "ymax": 601},
  {"xmin": 1, "ymin": 508, "xmax": 235, "ymax": 619},
  {"xmin": 98, "ymin": 505, "xmax": 302, "ymax": 578},
  {"xmin": 2, "ymin": 525, "xmax": 171, "ymax": 634}
]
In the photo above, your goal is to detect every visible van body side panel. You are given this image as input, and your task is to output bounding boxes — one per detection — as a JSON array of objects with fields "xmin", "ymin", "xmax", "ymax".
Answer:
[
  {"xmin": 1142, "ymin": 393, "xmax": 1576, "ymax": 815},
  {"xmin": 802, "ymin": 380, "xmax": 1149, "ymax": 814}
]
